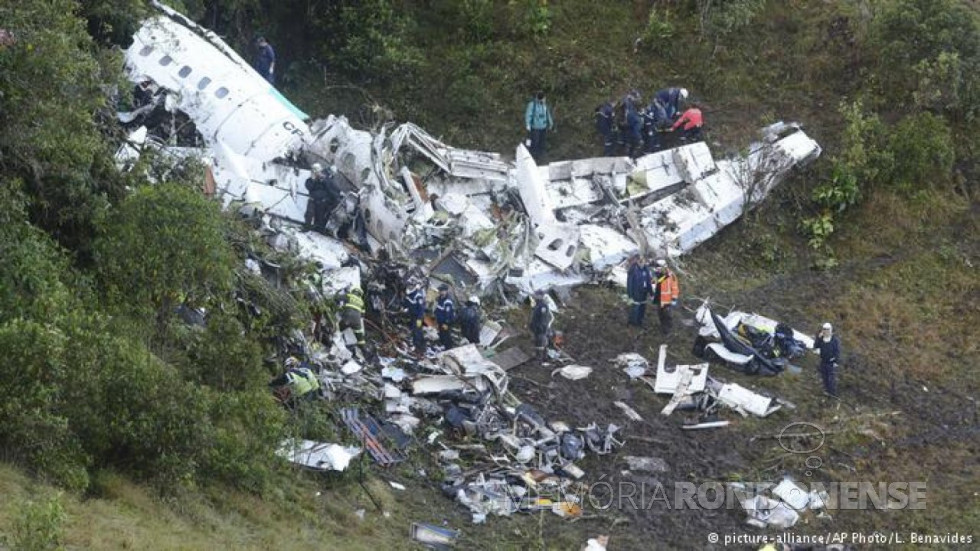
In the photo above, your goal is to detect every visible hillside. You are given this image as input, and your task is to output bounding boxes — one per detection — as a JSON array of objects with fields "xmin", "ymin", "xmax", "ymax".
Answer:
[{"xmin": 1, "ymin": 1, "xmax": 978, "ymax": 550}]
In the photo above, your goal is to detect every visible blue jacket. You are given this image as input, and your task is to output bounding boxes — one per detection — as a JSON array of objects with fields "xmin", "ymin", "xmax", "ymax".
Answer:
[
  {"xmin": 405, "ymin": 289, "xmax": 426, "ymax": 320},
  {"xmin": 625, "ymin": 103, "xmax": 642, "ymax": 138},
  {"xmin": 435, "ymin": 295, "xmax": 455, "ymax": 325},
  {"xmin": 813, "ymin": 335, "xmax": 841, "ymax": 365},
  {"xmin": 529, "ymin": 301, "xmax": 553, "ymax": 335},
  {"xmin": 525, "ymin": 99, "xmax": 554, "ymax": 131},
  {"xmin": 644, "ymin": 100, "xmax": 669, "ymax": 131},
  {"xmin": 254, "ymin": 43, "xmax": 276, "ymax": 79},
  {"xmin": 655, "ymin": 88, "xmax": 683, "ymax": 118},
  {"xmin": 626, "ymin": 263, "xmax": 652, "ymax": 302},
  {"xmin": 459, "ymin": 304, "xmax": 482, "ymax": 343},
  {"xmin": 595, "ymin": 102, "xmax": 614, "ymax": 136}
]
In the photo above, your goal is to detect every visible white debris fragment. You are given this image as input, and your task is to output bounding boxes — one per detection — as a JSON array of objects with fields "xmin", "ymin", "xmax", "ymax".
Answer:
[
  {"xmin": 277, "ymin": 440, "xmax": 361, "ymax": 472},
  {"xmin": 341, "ymin": 360, "xmax": 363, "ymax": 375},
  {"xmin": 772, "ymin": 478, "xmax": 810, "ymax": 510},
  {"xmin": 613, "ymin": 401, "xmax": 644, "ymax": 421},
  {"xmin": 552, "ymin": 365, "xmax": 593, "ymax": 380}
]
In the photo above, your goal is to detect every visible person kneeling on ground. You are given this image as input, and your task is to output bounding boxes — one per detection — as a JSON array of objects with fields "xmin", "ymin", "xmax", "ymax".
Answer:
[
  {"xmin": 270, "ymin": 357, "xmax": 321, "ymax": 405},
  {"xmin": 670, "ymin": 105, "xmax": 704, "ymax": 143}
]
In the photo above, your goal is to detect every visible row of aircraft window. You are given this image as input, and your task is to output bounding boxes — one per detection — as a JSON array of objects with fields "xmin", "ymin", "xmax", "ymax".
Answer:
[{"xmin": 138, "ymin": 45, "xmax": 230, "ymax": 99}]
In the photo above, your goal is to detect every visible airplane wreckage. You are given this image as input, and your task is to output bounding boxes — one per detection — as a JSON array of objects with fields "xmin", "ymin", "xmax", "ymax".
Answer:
[{"xmin": 118, "ymin": 2, "xmax": 822, "ymax": 299}]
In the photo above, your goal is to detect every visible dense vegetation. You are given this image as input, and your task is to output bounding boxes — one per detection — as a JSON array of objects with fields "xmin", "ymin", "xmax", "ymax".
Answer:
[{"xmin": 0, "ymin": 0, "xmax": 977, "ymax": 548}]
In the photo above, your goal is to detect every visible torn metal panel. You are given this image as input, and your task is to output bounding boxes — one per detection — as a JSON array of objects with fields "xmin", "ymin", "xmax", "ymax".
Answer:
[
  {"xmin": 293, "ymin": 231, "xmax": 350, "ymax": 271},
  {"xmin": 631, "ymin": 150, "xmax": 685, "ymax": 197},
  {"xmin": 651, "ymin": 344, "xmax": 708, "ymax": 394},
  {"xmin": 277, "ymin": 439, "xmax": 361, "ymax": 471},
  {"xmin": 577, "ymin": 225, "xmax": 639, "ymax": 271},
  {"xmin": 671, "ymin": 142, "xmax": 716, "ymax": 184},
  {"xmin": 515, "ymin": 145, "xmax": 557, "ymax": 226},
  {"xmin": 715, "ymin": 383, "xmax": 781, "ymax": 417},
  {"xmin": 489, "ymin": 347, "xmax": 531, "ymax": 371},
  {"xmin": 705, "ymin": 342, "xmax": 753, "ymax": 365},
  {"xmin": 321, "ymin": 266, "xmax": 361, "ymax": 296},
  {"xmin": 533, "ymin": 223, "xmax": 580, "ymax": 270}
]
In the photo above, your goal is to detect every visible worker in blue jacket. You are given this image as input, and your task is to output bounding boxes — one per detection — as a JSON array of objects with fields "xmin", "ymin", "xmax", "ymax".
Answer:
[
  {"xmin": 524, "ymin": 91, "xmax": 555, "ymax": 161},
  {"xmin": 655, "ymin": 87, "xmax": 688, "ymax": 120},
  {"xmin": 626, "ymin": 255, "xmax": 653, "ymax": 327},
  {"xmin": 643, "ymin": 99, "xmax": 670, "ymax": 153},
  {"xmin": 595, "ymin": 100, "xmax": 616, "ymax": 156},
  {"xmin": 624, "ymin": 98, "xmax": 643, "ymax": 159},
  {"xmin": 434, "ymin": 283, "xmax": 456, "ymax": 350},
  {"xmin": 404, "ymin": 282, "xmax": 427, "ymax": 356}
]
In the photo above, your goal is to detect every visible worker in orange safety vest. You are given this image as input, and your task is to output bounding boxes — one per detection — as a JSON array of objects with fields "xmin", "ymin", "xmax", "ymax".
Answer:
[{"xmin": 651, "ymin": 258, "xmax": 680, "ymax": 335}]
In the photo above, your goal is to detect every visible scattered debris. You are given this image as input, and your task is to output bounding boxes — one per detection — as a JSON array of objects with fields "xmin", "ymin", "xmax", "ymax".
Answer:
[
  {"xmin": 694, "ymin": 300, "xmax": 813, "ymax": 376},
  {"xmin": 582, "ymin": 535, "xmax": 609, "ymax": 551},
  {"xmin": 624, "ymin": 456, "xmax": 669, "ymax": 473},
  {"xmin": 613, "ymin": 352, "xmax": 649, "ymax": 379},
  {"xmin": 614, "ymin": 401, "xmax": 644, "ymax": 422},
  {"xmin": 552, "ymin": 365, "xmax": 593, "ymax": 380},
  {"xmin": 411, "ymin": 522, "xmax": 460, "ymax": 550},
  {"xmin": 731, "ymin": 476, "xmax": 830, "ymax": 530},
  {"xmin": 277, "ymin": 439, "xmax": 361, "ymax": 472},
  {"xmin": 489, "ymin": 347, "xmax": 532, "ymax": 371}
]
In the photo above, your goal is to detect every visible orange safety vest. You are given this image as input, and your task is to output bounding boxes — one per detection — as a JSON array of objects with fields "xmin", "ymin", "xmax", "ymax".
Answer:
[{"xmin": 654, "ymin": 270, "xmax": 680, "ymax": 306}]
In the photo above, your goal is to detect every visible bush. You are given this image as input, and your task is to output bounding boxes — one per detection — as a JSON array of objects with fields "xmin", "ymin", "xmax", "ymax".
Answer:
[
  {"xmin": 886, "ymin": 112, "xmax": 955, "ymax": 192},
  {"xmin": 869, "ymin": 0, "xmax": 980, "ymax": 119},
  {"xmin": 6, "ymin": 493, "xmax": 67, "ymax": 551},
  {"xmin": 94, "ymin": 183, "xmax": 235, "ymax": 321}
]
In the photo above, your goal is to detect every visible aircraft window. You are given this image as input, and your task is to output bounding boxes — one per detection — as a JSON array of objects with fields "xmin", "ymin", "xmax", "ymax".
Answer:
[
  {"xmin": 178, "ymin": 66, "xmax": 192, "ymax": 78},
  {"xmin": 139, "ymin": 46, "xmax": 153, "ymax": 56},
  {"xmin": 214, "ymin": 87, "xmax": 229, "ymax": 99},
  {"xmin": 197, "ymin": 77, "xmax": 212, "ymax": 90},
  {"xmin": 159, "ymin": 55, "xmax": 173, "ymax": 66}
]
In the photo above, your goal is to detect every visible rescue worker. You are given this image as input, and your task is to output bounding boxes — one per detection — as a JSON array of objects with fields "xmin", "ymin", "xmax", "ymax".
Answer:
[
  {"xmin": 529, "ymin": 289, "xmax": 555, "ymax": 361},
  {"xmin": 655, "ymin": 87, "xmax": 688, "ymax": 120},
  {"xmin": 270, "ymin": 357, "xmax": 321, "ymax": 404},
  {"xmin": 459, "ymin": 296, "xmax": 483, "ymax": 345},
  {"xmin": 404, "ymin": 282, "xmax": 427, "ymax": 356},
  {"xmin": 671, "ymin": 105, "xmax": 704, "ymax": 143},
  {"xmin": 624, "ymin": 98, "xmax": 644, "ymax": 159},
  {"xmin": 434, "ymin": 283, "xmax": 456, "ymax": 350},
  {"xmin": 304, "ymin": 163, "xmax": 342, "ymax": 234},
  {"xmin": 642, "ymin": 98, "xmax": 670, "ymax": 153},
  {"xmin": 253, "ymin": 36, "xmax": 276, "ymax": 84},
  {"xmin": 337, "ymin": 286, "xmax": 366, "ymax": 347},
  {"xmin": 626, "ymin": 255, "xmax": 653, "ymax": 327},
  {"xmin": 595, "ymin": 100, "xmax": 616, "ymax": 156},
  {"xmin": 524, "ymin": 91, "xmax": 555, "ymax": 161},
  {"xmin": 812, "ymin": 322, "xmax": 842, "ymax": 397},
  {"xmin": 651, "ymin": 259, "xmax": 680, "ymax": 335}
]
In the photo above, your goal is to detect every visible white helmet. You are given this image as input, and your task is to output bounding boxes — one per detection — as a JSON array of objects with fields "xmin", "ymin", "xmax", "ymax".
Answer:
[
  {"xmin": 655, "ymin": 258, "xmax": 667, "ymax": 268},
  {"xmin": 468, "ymin": 295, "xmax": 481, "ymax": 306},
  {"xmin": 822, "ymin": 322, "xmax": 832, "ymax": 331},
  {"xmin": 311, "ymin": 163, "xmax": 323, "ymax": 173},
  {"xmin": 679, "ymin": 88, "xmax": 689, "ymax": 100}
]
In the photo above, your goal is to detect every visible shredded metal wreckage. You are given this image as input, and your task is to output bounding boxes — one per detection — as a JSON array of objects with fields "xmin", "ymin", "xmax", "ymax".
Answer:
[{"xmin": 118, "ymin": 1, "xmax": 827, "ymax": 529}]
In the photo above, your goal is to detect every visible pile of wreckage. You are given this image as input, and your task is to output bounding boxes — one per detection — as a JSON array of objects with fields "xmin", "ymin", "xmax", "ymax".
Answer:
[
  {"xmin": 276, "ymin": 338, "xmax": 621, "ymax": 524},
  {"xmin": 117, "ymin": 2, "xmax": 822, "ymax": 303},
  {"xmin": 693, "ymin": 300, "xmax": 816, "ymax": 376},
  {"xmin": 731, "ymin": 477, "xmax": 832, "ymax": 530},
  {"xmin": 117, "ymin": 1, "xmax": 830, "ymax": 537}
]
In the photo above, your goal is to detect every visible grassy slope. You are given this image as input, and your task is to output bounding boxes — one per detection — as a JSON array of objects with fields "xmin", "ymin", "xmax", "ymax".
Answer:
[{"xmin": 3, "ymin": 1, "xmax": 978, "ymax": 549}]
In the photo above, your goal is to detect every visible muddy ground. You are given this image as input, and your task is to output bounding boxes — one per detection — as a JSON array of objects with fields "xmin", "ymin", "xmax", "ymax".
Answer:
[{"xmin": 371, "ymin": 239, "xmax": 979, "ymax": 550}]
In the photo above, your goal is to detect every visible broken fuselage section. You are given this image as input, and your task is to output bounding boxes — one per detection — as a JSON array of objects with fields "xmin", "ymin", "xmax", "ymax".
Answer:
[{"xmin": 120, "ymin": 3, "xmax": 822, "ymax": 299}]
